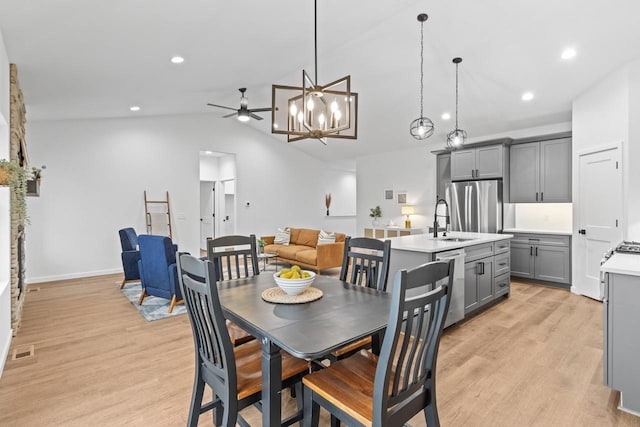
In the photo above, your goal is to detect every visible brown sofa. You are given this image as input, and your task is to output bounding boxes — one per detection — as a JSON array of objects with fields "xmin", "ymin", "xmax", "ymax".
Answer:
[{"xmin": 261, "ymin": 228, "xmax": 346, "ymax": 273}]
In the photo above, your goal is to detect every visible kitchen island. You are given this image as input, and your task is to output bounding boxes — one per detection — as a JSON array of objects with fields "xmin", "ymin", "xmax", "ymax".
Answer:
[{"xmin": 386, "ymin": 232, "xmax": 513, "ymax": 326}]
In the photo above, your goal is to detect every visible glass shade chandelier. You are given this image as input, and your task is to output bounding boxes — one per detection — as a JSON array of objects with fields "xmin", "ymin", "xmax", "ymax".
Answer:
[
  {"xmin": 410, "ymin": 13, "xmax": 434, "ymax": 141},
  {"xmin": 446, "ymin": 57, "xmax": 467, "ymax": 148},
  {"xmin": 271, "ymin": 0, "xmax": 358, "ymax": 144}
]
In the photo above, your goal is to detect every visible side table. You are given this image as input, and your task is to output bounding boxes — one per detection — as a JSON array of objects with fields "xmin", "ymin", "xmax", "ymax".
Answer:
[{"xmin": 257, "ymin": 252, "xmax": 278, "ymax": 271}]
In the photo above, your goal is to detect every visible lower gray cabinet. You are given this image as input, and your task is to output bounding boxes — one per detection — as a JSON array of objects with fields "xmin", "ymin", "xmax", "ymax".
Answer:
[
  {"xmin": 464, "ymin": 256, "xmax": 494, "ymax": 314},
  {"xmin": 510, "ymin": 233, "xmax": 571, "ymax": 284}
]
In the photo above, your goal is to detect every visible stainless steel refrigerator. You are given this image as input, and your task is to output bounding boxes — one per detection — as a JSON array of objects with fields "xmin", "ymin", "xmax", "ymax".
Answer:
[{"xmin": 445, "ymin": 180, "xmax": 503, "ymax": 233}]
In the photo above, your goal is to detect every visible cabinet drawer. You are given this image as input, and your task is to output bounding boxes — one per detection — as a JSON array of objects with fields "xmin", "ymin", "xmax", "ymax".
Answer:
[
  {"xmin": 511, "ymin": 233, "xmax": 570, "ymax": 247},
  {"xmin": 494, "ymin": 252, "xmax": 510, "ymax": 277},
  {"xmin": 494, "ymin": 240, "xmax": 510, "ymax": 254},
  {"xmin": 494, "ymin": 273, "xmax": 510, "ymax": 298},
  {"xmin": 465, "ymin": 243, "xmax": 494, "ymax": 262}
]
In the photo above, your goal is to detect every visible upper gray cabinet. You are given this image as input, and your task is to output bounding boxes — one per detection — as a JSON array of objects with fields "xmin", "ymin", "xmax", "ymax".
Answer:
[
  {"xmin": 451, "ymin": 145, "xmax": 504, "ymax": 181},
  {"xmin": 510, "ymin": 137, "xmax": 571, "ymax": 203}
]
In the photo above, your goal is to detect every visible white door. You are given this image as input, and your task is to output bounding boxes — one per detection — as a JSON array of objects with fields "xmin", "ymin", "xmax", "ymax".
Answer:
[
  {"xmin": 200, "ymin": 181, "xmax": 215, "ymax": 250},
  {"xmin": 220, "ymin": 179, "xmax": 236, "ymax": 236},
  {"xmin": 575, "ymin": 145, "xmax": 623, "ymax": 300}
]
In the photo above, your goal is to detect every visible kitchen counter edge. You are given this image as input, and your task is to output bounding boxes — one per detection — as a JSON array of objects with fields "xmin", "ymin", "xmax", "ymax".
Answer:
[
  {"xmin": 503, "ymin": 228, "xmax": 572, "ymax": 236},
  {"xmin": 388, "ymin": 232, "xmax": 513, "ymax": 254}
]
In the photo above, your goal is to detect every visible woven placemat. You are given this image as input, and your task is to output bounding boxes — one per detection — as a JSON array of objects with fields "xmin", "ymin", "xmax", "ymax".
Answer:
[{"xmin": 261, "ymin": 287, "xmax": 323, "ymax": 304}]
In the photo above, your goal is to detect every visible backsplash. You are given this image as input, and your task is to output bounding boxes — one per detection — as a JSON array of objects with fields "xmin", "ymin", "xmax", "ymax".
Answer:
[{"xmin": 512, "ymin": 203, "xmax": 572, "ymax": 231}]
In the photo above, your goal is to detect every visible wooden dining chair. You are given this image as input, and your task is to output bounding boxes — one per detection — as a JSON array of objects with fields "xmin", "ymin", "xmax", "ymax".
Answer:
[
  {"xmin": 328, "ymin": 236, "xmax": 392, "ymax": 361},
  {"xmin": 303, "ymin": 259, "xmax": 454, "ymax": 427},
  {"xmin": 207, "ymin": 234, "xmax": 259, "ymax": 346},
  {"xmin": 177, "ymin": 253, "xmax": 308, "ymax": 427}
]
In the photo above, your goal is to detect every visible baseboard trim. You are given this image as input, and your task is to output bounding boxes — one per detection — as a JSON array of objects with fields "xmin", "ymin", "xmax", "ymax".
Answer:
[
  {"xmin": 26, "ymin": 268, "xmax": 122, "ymax": 284},
  {"xmin": 0, "ymin": 327, "xmax": 12, "ymax": 379}
]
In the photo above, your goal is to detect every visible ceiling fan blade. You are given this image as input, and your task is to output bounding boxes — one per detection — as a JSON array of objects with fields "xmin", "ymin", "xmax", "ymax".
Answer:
[
  {"xmin": 222, "ymin": 112, "xmax": 237, "ymax": 118},
  {"xmin": 249, "ymin": 113, "xmax": 264, "ymax": 121},
  {"xmin": 248, "ymin": 107, "xmax": 272, "ymax": 113},
  {"xmin": 207, "ymin": 103, "xmax": 237, "ymax": 111}
]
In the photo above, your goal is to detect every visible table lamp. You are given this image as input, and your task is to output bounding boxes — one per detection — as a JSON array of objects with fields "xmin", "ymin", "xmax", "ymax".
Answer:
[{"xmin": 401, "ymin": 205, "xmax": 415, "ymax": 229}]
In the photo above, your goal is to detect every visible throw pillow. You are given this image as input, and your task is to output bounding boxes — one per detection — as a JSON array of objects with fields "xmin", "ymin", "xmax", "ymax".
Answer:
[
  {"xmin": 274, "ymin": 228, "xmax": 291, "ymax": 245},
  {"xmin": 317, "ymin": 229, "xmax": 336, "ymax": 245}
]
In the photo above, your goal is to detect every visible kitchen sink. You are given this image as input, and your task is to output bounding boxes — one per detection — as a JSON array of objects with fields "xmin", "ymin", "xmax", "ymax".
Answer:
[{"xmin": 440, "ymin": 237, "xmax": 476, "ymax": 242}]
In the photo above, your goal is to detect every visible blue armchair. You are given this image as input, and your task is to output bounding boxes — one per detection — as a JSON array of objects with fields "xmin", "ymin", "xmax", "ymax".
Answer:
[
  {"xmin": 137, "ymin": 235, "xmax": 183, "ymax": 313},
  {"xmin": 119, "ymin": 228, "xmax": 141, "ymax": 289}
]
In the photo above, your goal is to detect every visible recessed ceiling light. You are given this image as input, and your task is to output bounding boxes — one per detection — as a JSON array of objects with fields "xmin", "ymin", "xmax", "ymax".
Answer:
[
  {"xmin": 130, "ymin": 106, "xmax": 141, "ymax": 111},
  {"xmin": 441, "ymin": 113, "xmax": 451, "ymax": 120},
  {"xmin": 521, "ymin": 92, "xmax": 534, "ymax": 102},
  {"xmin": 561, "ymin": 48, "xmax": 577, "ymax": 60},
  {"xmin": 170, "ymin": 56, "xmax": 185, "ymax": 64},
  {"xmin": 204, "ymin": 151, "xmax": 213, "ymax": 155}
]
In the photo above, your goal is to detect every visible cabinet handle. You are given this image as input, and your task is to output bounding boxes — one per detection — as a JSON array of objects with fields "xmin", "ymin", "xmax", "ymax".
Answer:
[
  {"xmin": 476, "ymin": 169, "xmax": 479, "ymax": 177},
  {"xmin": 498, "ymin": 262, "xmax": 507, "ymax": 266},
  {"xmin": 535, "ymin": 247, "xmax": 538, "ymax": 256},
  {"xmin": 530, "ymin": 246, "xmax": 533, "ymax": 256},
  {"xmin": 471, "ymin": 169, "xmax": 475, "ymax": 178},
  {"xmin": 529, "ymin": 238, "xmax": 540, "ymax": 241},
  {"xmin": 481, "ymin": 262, "xmax": 485, "ymax": 275},
  {"xmin": 498, "ymin": 282, "xmax": 507, "ymax": 288},
  {"xmin": 536, "ymin": 192, "xmax": 539, "ymax": 201},
  {"xmin": 541, "ymin": 192, "xmax": 544, "ymax": 201}
]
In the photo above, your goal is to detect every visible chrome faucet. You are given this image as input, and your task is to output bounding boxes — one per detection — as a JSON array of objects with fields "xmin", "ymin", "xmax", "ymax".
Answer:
[{"xmin": 433, "ymin": 198, "xmax": 450, "ymax": 238}]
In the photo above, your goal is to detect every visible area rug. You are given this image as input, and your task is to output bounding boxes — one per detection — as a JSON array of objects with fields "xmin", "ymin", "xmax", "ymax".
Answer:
[{"xmin": 119, "ymin": 282, "xmax": 186, "ymax": 321}]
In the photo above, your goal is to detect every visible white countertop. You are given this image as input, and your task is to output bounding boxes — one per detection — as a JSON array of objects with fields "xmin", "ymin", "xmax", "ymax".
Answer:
[
  {"xmin": 387, "ymin": 232, "xmax": 513, "ymax": 254},
  {"xmin": 503, "ymin": 228, "xmax": 572, "ymax": 236},
  {"xmin": 601, "ymin": 253, "xmax": 640, "ymax": 276}
]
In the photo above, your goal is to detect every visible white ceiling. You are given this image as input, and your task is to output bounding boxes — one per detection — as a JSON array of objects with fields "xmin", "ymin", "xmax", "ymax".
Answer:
[{"xmin": 1, "ymin": 0, "xmax": 640, "ymax": 165}]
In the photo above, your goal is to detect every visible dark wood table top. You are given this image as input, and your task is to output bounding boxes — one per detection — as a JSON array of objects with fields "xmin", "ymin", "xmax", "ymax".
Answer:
[{"xmin": 217, "ymin": 273, "xmax": 392, "ymax": 359}]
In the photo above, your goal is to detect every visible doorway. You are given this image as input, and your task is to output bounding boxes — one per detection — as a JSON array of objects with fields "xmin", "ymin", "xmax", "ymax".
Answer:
[
  {"xmin": 200, "ymin": 181, "xmax": 215, "ymax": 250},
  {"xmin": 575, "ymin": 143, "xmax": 623, "ymax": 300}
]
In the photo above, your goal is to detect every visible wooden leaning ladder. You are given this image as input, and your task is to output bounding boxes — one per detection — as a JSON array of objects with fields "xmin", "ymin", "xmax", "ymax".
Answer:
[{"xmin": 144, "ymin": 190, "xmax": 173, "ymax": 239}]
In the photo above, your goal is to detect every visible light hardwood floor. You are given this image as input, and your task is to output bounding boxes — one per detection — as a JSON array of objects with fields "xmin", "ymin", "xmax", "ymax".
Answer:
[{"xmin": 1, "ymin": 274, "xmax": 639, "ymax": 426}]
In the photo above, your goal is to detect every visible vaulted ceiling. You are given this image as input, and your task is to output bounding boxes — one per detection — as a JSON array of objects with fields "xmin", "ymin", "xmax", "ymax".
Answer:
[{"xmin": 1, "ymin": 0, "xmax": 639, "ymax": 164}]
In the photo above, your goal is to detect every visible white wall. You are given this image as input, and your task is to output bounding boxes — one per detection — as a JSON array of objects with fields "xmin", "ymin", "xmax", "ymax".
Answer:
[
  {"xmin": 0, "ymin": 26, "xmax": 12, "ymax": 377},
  {"xmin": 199, "ymin": 154, "xmax": 218, "ymax": 181},
  {"xmin": 513, "ymin": 203, "xmax": 572, "ymax": 231},
  {"xmin": 357, "ymin": 146, "xmax": 437, "ymax": 235},
  {"xmin": 627, "ymin": 61, "xmax": 640, "ymax": 239},
  {"xmin": 25, "ymin": 113, "xmax": 356, "ymax": 282}
]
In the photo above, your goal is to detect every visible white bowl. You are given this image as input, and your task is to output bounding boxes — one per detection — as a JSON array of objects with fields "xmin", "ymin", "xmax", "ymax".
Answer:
[{"xmin": 273, "ymin": 271, "xmax": 316, "ymax": 295}]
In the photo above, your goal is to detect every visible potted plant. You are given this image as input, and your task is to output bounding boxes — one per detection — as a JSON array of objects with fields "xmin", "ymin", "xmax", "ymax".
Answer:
[
  {"xmin": 257, "ymin": 239, "xmax": 266, "ymax": 255},
  {"xmin": 27, "ymin": 165, "xmax": 46, "ymax": 197},
  {"xmin": 0, "ymin": 159, "xmax": 28, "ymax": 223},
  {"xmin": 369, "ymin": 205, "xmax": 382, "ymax": 227}
]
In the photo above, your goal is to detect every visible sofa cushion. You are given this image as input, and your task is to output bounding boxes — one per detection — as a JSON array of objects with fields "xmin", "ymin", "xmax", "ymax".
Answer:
[
  {"xmin": 274, "ymin": 228, "xmax": 291, "ymax": 245},
  {"xmin": 317, "ymin": 229, "xmax": 336, "ymax": 245},
  {"xmin": 294, "ymin": 228, "xmax": 320, "ymax": 248},
  {"xmin": 271, "ymin": 244, "xmax": 312, "ymax": 260},
  {"xmin": 295, "ymin": 249, "xmax": 317, "ymax": 266}
]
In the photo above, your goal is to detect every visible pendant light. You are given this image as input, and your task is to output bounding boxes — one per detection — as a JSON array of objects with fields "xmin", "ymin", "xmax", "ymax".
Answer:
[
  {"xmin": 410, "ymin": 13, "xmax": 434, "ymax": 140},
  {"xmin": 446, "ymin": 57, "xmax": 467, "ymax": 148},
  {"xmin": 271, "ymin": 0, "xmax": 358, "ymax": 144}
]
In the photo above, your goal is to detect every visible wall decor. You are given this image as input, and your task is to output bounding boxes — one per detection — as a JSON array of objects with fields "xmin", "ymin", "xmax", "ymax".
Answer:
[
  {"xmin": 385, "ymin": 189, "xmax": 393, "ymax": 200},
  {"xmin": 397, "ymin": 192, "xmax": 407, "ymax": 205},
  {"xmin": 325, "ymin": 193, "xmax": 332, "ymax": 216}
]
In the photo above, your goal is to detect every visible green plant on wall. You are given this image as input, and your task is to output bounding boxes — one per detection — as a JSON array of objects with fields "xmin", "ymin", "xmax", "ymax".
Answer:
[{"xmin": 0, "ymin": 159, "xmax": 28, "ymax": 224}]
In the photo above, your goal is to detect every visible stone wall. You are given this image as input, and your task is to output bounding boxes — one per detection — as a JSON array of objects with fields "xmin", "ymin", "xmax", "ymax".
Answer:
[{"xmin": 9, "ymin": 64, "xmax": 26, "ymax": 335}]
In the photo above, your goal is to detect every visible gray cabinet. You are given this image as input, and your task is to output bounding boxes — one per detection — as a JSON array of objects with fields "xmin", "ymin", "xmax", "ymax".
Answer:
[
  {"xmin": 510, "ymin": 138, "xmax": 571, "ymax": 202},
  {"xmin": 602, "ymin": 271, "xmax": 640, "ymax": 413},
  {"xmin": 436, "ymin": 153, "xmax": 451, "ymax": 200},
  {"xmin": 510, "ymin": 233, "xmax": 571, "ymax": 284},
  {"xmin": 451, "ymin": 145, "xmax": 504, "ymax": 181}
]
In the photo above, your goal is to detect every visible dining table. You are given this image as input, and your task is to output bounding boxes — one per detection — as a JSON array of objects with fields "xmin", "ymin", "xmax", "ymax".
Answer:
[{"xmin": 217, "ymin": 272, "xmax": 392, "ymax": 427}]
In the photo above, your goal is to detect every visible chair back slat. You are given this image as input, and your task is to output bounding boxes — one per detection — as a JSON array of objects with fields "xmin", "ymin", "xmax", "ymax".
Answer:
[
  {"xmin": 177, "ymin": 253, "xmax": 238, "ymax": 397},
  {"xmin": 372, "ymin": 259, "xmax": 454, "ymax": 424},
  {"xmin": 207, "ymin": 235, "xmax": 259, "ymax": 281},
  {"xmin": 340, "ymin": 236, "xmax": 391, "ymax": 291}
]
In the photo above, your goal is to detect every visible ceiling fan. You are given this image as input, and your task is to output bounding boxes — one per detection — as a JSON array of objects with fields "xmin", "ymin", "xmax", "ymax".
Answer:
[{"xmin": 207, "ymin": 88, "xmax": 272, "ymax": 122}]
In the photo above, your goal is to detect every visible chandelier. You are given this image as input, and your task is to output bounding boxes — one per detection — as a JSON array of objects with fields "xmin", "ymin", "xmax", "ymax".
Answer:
[
  {"xmin": 271, "ymin": 0, "xmax": 358, "ymax": 144},
  {"xmin": 446, "ymin": 57, "xmax": 467, "ymax": 148},
  {"xmin": 409, "ymin": 13, "xmax": 434, "ymax": 140}
]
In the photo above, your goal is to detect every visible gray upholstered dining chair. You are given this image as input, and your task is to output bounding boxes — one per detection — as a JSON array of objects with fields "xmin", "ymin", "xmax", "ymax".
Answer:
[
  {"xmin": 328, "ymin": 236, "xmax": 392, "ymax": 361},
  {"xmin": 176, "ymin": 253, "xmax": 308, "ymax": 427},
  {"xmin": 206, "ymin": 234, "xmax": 259, "ymax": 346},
  {"xmin": 303, "ymin": 259, "xmax": 454, "ymax": 427}
]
